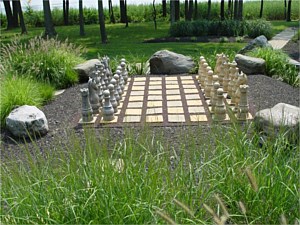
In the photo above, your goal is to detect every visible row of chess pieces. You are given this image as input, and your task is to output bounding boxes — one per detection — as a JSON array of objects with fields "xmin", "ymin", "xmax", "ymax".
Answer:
[
  {"xmin": 198, "ymin": 53, "xmax": 249, "ymax": 121},
  {"xmin": 80, "ymin": 57, "xmax": 129, "ymax": 123}
]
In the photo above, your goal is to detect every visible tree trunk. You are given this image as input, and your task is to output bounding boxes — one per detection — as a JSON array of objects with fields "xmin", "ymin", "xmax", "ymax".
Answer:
[
  {"xmin": 3, "ymin": 0, "xmax": 14, "ymax": 29},
  {"xmin": 16, "ymin": 0, "xmax": 27, "ymax": 34},
  {"xmin": 259, "ymin": 0, "xmax": 263, "ymax": 18},
  {"xmin": 162, "ymin": 0, "xmax": 167, "ymax": 17},
  {"xmin": 12, "ymin": 0, "xmax": 19, "ymax": 27},
  {"xmin": 125, "ymin": 0, "xmax": 128, "ymax": 27},
  {"xmin": 170, "ymin": 0, "xmax": 175, "ymax": 25},
  {"xmin": 207, "ymin": 0, "xmax": 211, "ymax": 20},
  {"xmin": 153, "ymin": 0, "xmax": 157, "ymax": 30},
  {"xmin": 66, "ymin": 0, "xmax": 69, "ymax": 25},
  {"xmin": 194, "ymin": 0, "xmax": 198, "ymax": 20},
  {"xmin": 43, "ymin": 0, "xmax": 57, "ymax": 37},
  {"xmin": 79, "ymin": 0, "xmax": 85, "ymax": 36},
  {"xmin": 233, "ymin": 0, "xmax": 238, "ymax": 20},
  {"xmin": 286, "ymin": 0, "xmax": 292, "ymax": 21},
  {"xmin": 120, "ymin": 0, "xmax": 126, "ymax": 23},
  {"xmin": 228, "ymin": 0, "xmax": 232, "ymax": 18},
  {"xmin": 175, "ymin": 0, "xmax": 180, "ymax": 21},
  {"xmin": 63, "ymin": 0, "xmax": 66, "ymax": 25},
  {"xmin": 188, "ymin": 0, "xmax": 193, "ymax": 21},
  {"xmin": 220, "ymin": 0, "xmax": 225, "ymax": 20},
  {"xmin": 284, "ymin": 0, "xmax": 287, "ymax": 20},
  {"xmin": 237, "ymin": 0, "xmax": 243, "ymax": 20},
  {"xmin": 185, "ymin": 0, "xmax": 189, "ymax": 20},
  {"xmin": 108, "ymin": 0, "xmax": 116, "ymax": 23},
  {"xmin": 98, "ymin": 0, "xmax": 107, "ymax": 43}
]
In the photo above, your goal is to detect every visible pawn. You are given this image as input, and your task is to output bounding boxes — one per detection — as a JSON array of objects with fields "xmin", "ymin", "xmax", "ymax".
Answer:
[
  {"xmin": 210, "ymin": 75, "xmax": 219, "ymax": 104},
  {"xmin": 102, "ymin": 90, "xmax": 115, "ymax": 121},
  {"xmin": 228, "ymin": 62, "xmax": 237, "ymax": 98},
  {"xmin": 197, "ymin": 56, "xmax": 205, "ymax": 81},
  {"xmin": 98, "ymin": 83, "xmax": 103, "ymax": 107},
  {"xmin": 121, "ymin": 62, "xmax": 128, "ymax": 85},
  {"xmin": 204, "ymin": 70, "xmax": 213, "ymax": 98},
  {"xmin": 80, "ymin": 88, "xmax": 93, "ymax": 123},
  {"xmin": 237, "ymin": 85, "xmax": 249, "ymax": 121},
  {"xmin": 222, "ymin": 62, "xmax": 230, "ymax": 93},
  {"xmin": 116, "ymin": 69, "xmax": 124, "ymax": 94},
  {"xmin": 108, "ymin": 84, "xmax": 118, "ymax": 113},
  {"xmin": 101, "ymin": 69, "xmax": 107, "ymax": 91},
  {"xmin": 104, "ymin": 69, "xmax": 109, "ymax": 89},
  {"xmin": 213, "ymin": 88, "xmax": 226, "ymax": 121},
  {"xmin": 114, "ymin": 74, "xmax": 122, "ymax": 101},
  {"xmin": 211, "ymin": 81, "xmax": 220, "ymax": 113},
  {"xmin": 88, "ymin": 78, "xmax": 100, "ymax": 114},
  {"xmin": 200, "ymin": 62, "xmax": 208, "ymax": 89},
  {"xmin": 110, "ymin": 78, "xmax": 120, "ymax": 106}
]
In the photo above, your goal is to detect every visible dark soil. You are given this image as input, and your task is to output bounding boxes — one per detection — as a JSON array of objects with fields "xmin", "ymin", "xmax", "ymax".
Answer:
[{"xmin": 282, "ymin": 40, "xmax": 300, "ymax": 62}]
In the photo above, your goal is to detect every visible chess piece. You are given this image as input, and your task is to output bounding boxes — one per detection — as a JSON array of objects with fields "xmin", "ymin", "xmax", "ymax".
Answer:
[
  {"xmin": 210, "ymin": 75, "xmax": 219, "ymax": 103},
  {"xmin": 237, "ymin": 85, "xmax": 249, "ymax": 121},
  {"xmin": 103, "ymin": 56, "xmax": 113, "ymax": 82},
  {"xmin": 222, "ymin": 62, "xmax": 230, "ymax": 92},
  {"xmin": 80, "ymin": 88, "xmax": 93, "ymax": 122},
  {"xmin": 230, "ymin": 67, "xmax": 240, "ymax": 105},
  {"xmin": 110, "ymin": 77, "xmax": 120, "ymax": 106},
  {"xmin": 103, "ymin": 68, "xmax": 109, "ymax": 89},
  {"xmin": 218, "ymin": 63, "xmax": 224, "ymax": 87},
  {"xmin": 102, "ymin": 90, "xmax": 115, "ymax": 121},
  {"xmin": 234, "ymin": 71, "xmax": 248, "ymax": 111},
  {"xmin": 213, "ymin": 88, "xmax": 226, "ymax": 121},
  {"xmin": 228, "ymin": 62, "xmax": 237, "ymax": 98},
  {"xmin": 116, "ymin": 69, "xmax": 124, "ymax": 95},
  {"xmin": 88, "ymin": 77, "xmax": 100, "ymax": 114},
  {"xmin": 204, "ymin": 70, "xmax": 213, "ymax": 98},
  {"xmin": 108, "ymin": 83, "xmax": 118, "ymax": 113},
  {"xmin": 114, "ymin": 74, "xmax": 122, "ymax": 101},
  {"xmin": 214, "ymin": 53, "xmax": 223, "ymax": 75},
  {"xmin": 211, "ymin": 81, "xmax": 220, "ymax": 113},
  {"xmin": 200, "ymin": 62, "xmax": 208, "ymax": 89},
  {"xmin": 197, "ymin": 56, "xmax": 205, "ymax": 82},
  {"xmin": 121, "ymin": 61, "xmax": 128, "ymax": 85}
]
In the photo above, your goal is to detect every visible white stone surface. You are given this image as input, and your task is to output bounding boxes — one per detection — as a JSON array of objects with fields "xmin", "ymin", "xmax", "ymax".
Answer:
[
  {"xmin": 235, "ymin": 54, "xmax": 266, "ymax": 75},
  {"xmin": 6, "ymin": 105, "xmax": 49, "ymax": 137},
  {"xmin": 239, "ymin": 35, "xmax": 272, "ymax": 54},
  {"xmin": 74, "ymin": 59, "xmax": 101, "ymax": 82}
]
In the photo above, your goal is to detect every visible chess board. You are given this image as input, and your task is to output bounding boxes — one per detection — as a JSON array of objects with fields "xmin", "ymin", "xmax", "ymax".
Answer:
[{"xmin": 77, "ymin": 75, "xmax": 253, "ymax": 127}]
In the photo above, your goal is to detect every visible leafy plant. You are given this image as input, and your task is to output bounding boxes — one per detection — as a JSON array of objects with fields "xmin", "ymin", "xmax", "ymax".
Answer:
[{"xmin": 245, "ymin": 19, "xmax": 273, "ymax": 39}]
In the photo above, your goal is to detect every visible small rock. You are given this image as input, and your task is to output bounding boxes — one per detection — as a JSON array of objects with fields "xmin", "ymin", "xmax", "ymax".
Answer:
[
  {"xmin": 6, "ymin": 105, "xmax": 49, "ymax": 138},
  {"xmin": 239, "ymin": 35, "xmax": 273, "ymax": 54},
  {"xmin": 235, "ymin": 54, "xmax": 266, "ymax": 75},
  {"xmin": 254, "ymin": 103, "xmax": 300, "ymax": 143},
  {"xmin": 74, "ymin": 59, "xmax": 101, "ymax": 82},
  {"xmin": 149, "ymin": 50, "xmax": 195, "ymax": 75}
]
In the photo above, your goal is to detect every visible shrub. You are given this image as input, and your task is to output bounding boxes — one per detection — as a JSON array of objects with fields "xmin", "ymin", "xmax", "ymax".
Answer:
[
  {"xmin": 245, "ymin": 19, "xmax": 273, "ymax": 39},
  {"xmin": 1, "ymin": 36, "xmax": 84, "ymax": 89},
  {"xmin": 0, "ymin": 74, "xmax": 54, "ymax": 127},
  {"xmin": 248, "ymin": 48, "xmax": 299, "ymax": 87}
]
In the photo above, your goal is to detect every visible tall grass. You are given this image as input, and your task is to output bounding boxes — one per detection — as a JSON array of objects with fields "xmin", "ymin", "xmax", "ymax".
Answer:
[{"xmin": 1, "ymin": 124, "xmax": 298, "ymax": 224}]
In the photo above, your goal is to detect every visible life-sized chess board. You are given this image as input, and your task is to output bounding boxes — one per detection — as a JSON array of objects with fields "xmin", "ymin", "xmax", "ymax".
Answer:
[{"xmin": 77, "ymin": 75, "xmax": 253, "ymax": 127}]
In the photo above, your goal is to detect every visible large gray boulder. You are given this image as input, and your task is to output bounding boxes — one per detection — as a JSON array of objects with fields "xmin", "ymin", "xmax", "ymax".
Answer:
[
  {"xmin": 239, "ymin": 35, "xmax": 272, "ymax": 54},
  {"xmin": 235, "ymin": 54, "xmax": 266, "ymax": 75},
  {"xmin": 6, "ymin": 105, "xmax": 49, "ymax": 138},
  {"xmin": 74, "ymin": 59, "xmax": 101, "ymax": 82},
  {"xmin": 254, "ymin": 103, "xmax": 300, "ymax": 142},
  {"xmin": 149, "ymin": 50, "xmax": 195, "ymax": 75}
]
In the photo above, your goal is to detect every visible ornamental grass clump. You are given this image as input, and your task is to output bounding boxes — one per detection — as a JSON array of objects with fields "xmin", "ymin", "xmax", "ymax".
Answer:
[{"xmin": 1, "ymin": 36, "xmax": 84, "ymax": 89}]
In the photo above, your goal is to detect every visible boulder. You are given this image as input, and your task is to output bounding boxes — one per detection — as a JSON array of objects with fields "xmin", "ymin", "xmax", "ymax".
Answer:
[
  {"xmin": 149, "ymin": 50, "xmax": 195, "ymax": 75},
  {"xmin": 254, "ymin": 103, "xmax": 300, "ymax": 142},
  {"xmin": 74, "ymin": 59, "xmax": 101, "ymax": 82},
  {"xmin": 6, "ymin": 105, "xmax": 49, "ymax": 138},
  {"xmin": 235, "ymin": 54, "xmax": 266, "ymax": 75},
  {"xmin": 239, "ymin": 35, "xmax": 273, "ymax": 54}
]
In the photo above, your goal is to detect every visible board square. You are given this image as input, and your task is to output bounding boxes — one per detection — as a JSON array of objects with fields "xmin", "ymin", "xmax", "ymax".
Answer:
[
  {"xmin": 149, "ymin": 81, "xmax": 162, "ymax": 85},
  {"xmin": 181, "ymin": 80, "xmax": 195, "ymax": 84},
  {"xmin": 166, "ymin": 89, "xmax": 180, "ymax": 95},
  {"xmin": 190, "ymin": 115, "xmax": 208, "ymax": 122},
  {"xmin": 127, "ymin": 102, "xmax": 143, "ymax": 108},
  {"xmin": 131, "ymin": 91, "xmax": 144, "ymax": 96},
  {"xmin": 166, "ymin": 85, "xmax": 179, "ymax": 89},
  {"xmin": 183, "ymin": 84, "xmax": 197, "ymax": 89},
  {"xmin": 185, "ymin": 94, "xmax": 201, "ymax": 100},
  {"xmin": 188, "ymin": 106, "xmax": 205, "ymax": 113},
  {"xmin": 180, "ymin": 76, "xmax": 193, "ymax": 80},
  {"xmin": 167, "ymin": 95, "xmax": 181, "ymax": 100},
  {"xmin": 149, "ymin": 85, "xmax": 162, "ymax": 90},
  {"xmin": 150, "ymin": 77, "xmax": 162, "ymax": 81},
  {"xmin": 123, "ymin": 115, "xmax": 141, "ymax": 123},
  {"xmin": 165, "ymin": 81, "xmax": 179, "ymax": 85},
  {"xmin": 149, "ymin": 90, "xmax": 162, "ymax": 95},
  {"xmin": 168, "ymin": 114, "xmax": 185, "ymax": 122},
  {"xmin": 186, "ymin": 100, "xmax": 201, "ymax": 106},
  {"xmin": 168, "ymin": 107, "xmax": 184, "ymax": 114},
  {"xmin": 99, "ymin": 116, "xmax": 118, "ymax": 124},
  {"xmin": 148, "ymin": 95, "xmax": 163, "ymax": 101},
  {"xmin": 125, "ymin": 108, "xmax": 142, "ymax": 115},
  {"xmin": 129, "ymin": 96, "xmax": 144, "ymax": 101},
  {"xmin": 165, "ymin": 77, "xmax": 178, "ymax": 81},
  {"xmin": 146, "ymin": 115, "xmax": 163, "ymax": 122},
  {"xmin": 184, "ymin": 89, "xmax": 199, "ymax": 94},
  {"xmin": 131, "ymin": 86, "xmax": 145, "ymax": 91},
  {"xmin": 167, "ymin": 101, "xmax": 182, "ymax": 107},
  {"xmin": 148, "ymin": 101, "xmax": 163, "ymax": 107},
  {"xmin": 134, "ymin": 82, "xmax": 145, "ymax": 86},
  {"xmin": 146, "ymin": 107, "xmax": 163, "ymax": 114},
  {"xmin": 134, "ymin": 77, "xmax": 146, "ymax": 81}
]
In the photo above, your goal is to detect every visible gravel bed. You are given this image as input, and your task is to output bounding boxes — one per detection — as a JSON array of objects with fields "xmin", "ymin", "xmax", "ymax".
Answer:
[{"xmin": 1, "ymin": 75, "xmax": 299, "ymax": 160}]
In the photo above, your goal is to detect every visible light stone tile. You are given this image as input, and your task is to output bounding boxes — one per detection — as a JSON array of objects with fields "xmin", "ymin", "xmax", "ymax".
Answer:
[
  {"xmin": 168, "ymin": 107, "xmax": 184, "ymax": 114},
  {"xmin": 134, "ymin": 77, "xmax": 146, "ymax": 81},
  {"xmin": 148, "ymin": 95, "xmax": 163, "ymax": 101},
  {"xmin": 184, "ymin": 89, "xmax": 199, "ymax": 94},
  {"xmin": 146, "ymin": 115, "xmax": 163, "ymax": 123},
  {"xmin": 190, "ymin": 115, "xmax": 208, "ymax": 122},
  {"xmin": 133, "ymin": 82, "xmax": 145, "ymax": 86},
  {"xmin": 166, "ymin": 85, "xmax": 179, "ymax": 89},
  {"xmin": 183, "ymin": 84, "xmax": 196, "ymax": 89},
  {"xmin": 188, "ymin": 107, "xmax": 205, "ymax": 113},
  {"xmin": 149, "ymin": 85, "xmax": 162, "ymax": 90},
  {"xmin": 125, "ymin": 108, "xmax": 142, "ymax": 115},
  {"xmin": 186, "ymin": 100, "xmax": 201, "ymax": 106},
  {"xmin": 180, "ymin": 76, "xmax": 193, "ymax": 80},
  {"xmin": 131, "ymin": 86, "xmax": 145, "ymax": 91},
  {"xmin": 165, "ymin": 81, "xmax": 178, "ymax": 85},
  {"xmin": 79, "ymin": 115, "xmax": 98, "ymax": 124},
  {"xmin": 185, "ymin": 94, "xmax": 201, "ymax": 100},
  {"xmin": 181, "ymin": 80, "xmax": 195, "ymax": 84},
  {"xmin": 167, "ymin": 95, "xmax": 181, "ymax": 100},
  {"xmin": 129, "ymin": 96, "xmax": 144, "ymax": 101},
  {"xmin": 130, "ymin": 91, "xmax": 144, "ymax": 96},
  {"xmin": 123, "ymin": 115, "xmax": 141, "ymax": 123},
  {"xmin": 146, "ymin": 107, "xmax": 163, "ymax": 114},
  {"xmin": 147, "ymin": 101, "xmax": 162, "ymax": 107},
  {"xmin": 168, "ymin": 114, "xmax": 185, "ymax": 122},
  {"xmin": 166, "ymin": 89, "xmax": 180, "ymax": 95},
  {"xmin": 165, "ymin": 77, "xmax": 178, "ymax": 81},
  {"xmin": 127, "ymin": 102, "xmax": 143, "ymax": 108},
  {"xmin": 148, "ymin": 90, "xmax": 162, "ymax": 95},
  {"xmin": 150, "ymin": 77, "xmax": 162, "ymax": 81},
  {"xmin": 149, "ymin": 81, "xmax": 162, "ymax": 85},
  {"xmin": 99, "ymin": 116, "xmax": 118, "ymax": 124},
  {"xmin": 167, "ymin": 101, "xmax": 182, "ymax": 107}
]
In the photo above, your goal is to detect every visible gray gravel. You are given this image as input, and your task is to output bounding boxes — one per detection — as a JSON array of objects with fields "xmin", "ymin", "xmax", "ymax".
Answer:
[{"xmin": 1, "ymin": 75, "xmax": 299, "ymax": 160}]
